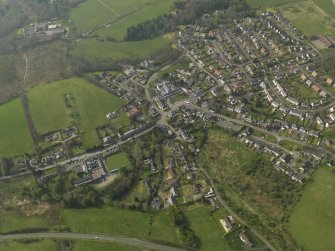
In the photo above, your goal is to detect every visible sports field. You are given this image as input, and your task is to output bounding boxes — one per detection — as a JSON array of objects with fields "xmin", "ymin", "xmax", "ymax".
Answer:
[
  {"xmin": 62, "ymin": 206, "xmax": 179, "ymax": 244},
  {"xmin": 28, "ymin": 78, "xmax": 129, "ymax": 148},
  {"xmin": 106, "ymin": 152, "xmax": 131, "ymax": 171},
  {"xmin": 0, "ymin": 98, "xmax": 34, "ymax": 157},
  {"xmin": 288, "ymin": 166, "xmax": 335, "ymax": 250}
]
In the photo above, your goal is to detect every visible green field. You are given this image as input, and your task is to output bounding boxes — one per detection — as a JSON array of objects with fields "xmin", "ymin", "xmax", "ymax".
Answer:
[
  {"xmin": 0, "ymin": 211, "xmax": 49, "ymax": 233},
  {"xmin": 28, "ymin": 78, "xmax": 129, "ymax": 148},
  {"xmin": 62, "ymin": 206, "xmax": 179, "ymax": 244},
  {"xmin": 0, "ymin": 240, "xmax": 60, "ymax": 251},
  {"xmin": 246, "ymin": 0, "xmax": 301, "ymax": 8},
  {"xmin": 312, "ymin": 0, "xmax": 335, "ymax": 19},
  {"xmin": 0, "ymin": 98, "xmax": 34, "ymax": 157},
  {"xmin": 93, "ymin": 0, "xmax": 175, "ymax": 40},
  {"xmin": 288, "ymin": 167, "xmax": 335, "ymax": 250},
  {"xmin": 275, "ymin": 0, "xmax": 335, "ymax": 37},
  {"xmin": 106, "ymin": 152, "xmax": 131, "ymax": 171},
  {"xmin": 78, "ymin": 36, "xmax": 171, "ymax": 60},
  {"xmin": 184, "ymin": 205, "xmax": 231, "ymax": 251},
  {"xmin": 72, "ymin": 240, "xmax": 142, "ymax": 251}
]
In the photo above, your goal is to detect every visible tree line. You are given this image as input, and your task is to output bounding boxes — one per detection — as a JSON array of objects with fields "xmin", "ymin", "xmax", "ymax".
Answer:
[{"xmin": 125, "ymin": 0, "xmax": 254, "ymax": 41}]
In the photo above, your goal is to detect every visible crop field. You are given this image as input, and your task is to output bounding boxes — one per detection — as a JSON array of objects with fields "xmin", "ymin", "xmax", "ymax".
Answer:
[
  {"xmin": 274, "ymin": 0, "xmax": 335, "ymax": 37},
  {"xmin": 288, "ymin": 166, "xmax": 335, "ymax": 250},
  {"xmin": 72, "ymin": 240, "xmax": 141, "ymax": 251},
  {"xmin": 0, "ymin": 98, "xmax": 34, "ymax": 157},
  {"xmin": 0, "ymin": 240, "xmax": 60, "ymax": 251},
  {"xmin": 62, "ymin": 206, "xmax": 179, "ymax": 244},
  {"xmin": 184, "ymin": 204, "xmax": 231, "ymax": 251},
  {"xmin": 106, "ymin": 152, "xmax": 131, "ymax": 171},
  {"xmin": 28, "ymin": 78, "xmax": 129, "ymax": 148}
]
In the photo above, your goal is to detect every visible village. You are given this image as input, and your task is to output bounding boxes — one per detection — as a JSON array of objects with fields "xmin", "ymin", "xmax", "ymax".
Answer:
[{"xmin": 1, "ymin": 9, "xmax": 335, "ymax": 250}]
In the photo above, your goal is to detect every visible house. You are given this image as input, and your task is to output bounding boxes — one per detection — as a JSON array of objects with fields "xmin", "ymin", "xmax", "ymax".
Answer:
[
  {"xmin": 311, "ymin": 84, "xmax": 321, "ymax": 93},
  {"xmin": 219, "ymin": 216, "xmax": 235, "ymax": 233},
  {"xmin": 300, "ymin": 74, "xmax": 307, "ymax": 81},
  {"xmin": 311, "ymin": 71, "xmax": 318, "ymax": 78},
  {"xmin": 239, "ymin": 231, "xmax": 254, "ymax": 248},
  {"xmin": 326, "ymin": 78, "xmax": 333, "ymax": 85},
  {"xmin": 305, "ymin": 79, "xmax": 313, "ymax": 87}
]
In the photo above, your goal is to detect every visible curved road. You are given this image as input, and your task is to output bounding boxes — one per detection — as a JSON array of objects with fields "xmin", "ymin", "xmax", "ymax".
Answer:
[{"xmin": 0, "ymin": 232, "xmax": 186, "ymax": 251}]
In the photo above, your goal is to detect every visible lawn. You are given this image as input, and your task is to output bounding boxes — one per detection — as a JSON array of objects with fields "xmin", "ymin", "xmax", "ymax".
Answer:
[
  {"xmin": 72, "ymin": 240, "xmax": 141, "ymax": 251},
  {"xmin": 288, "ymin": 80, "xmax": 319, "ymax": 100},
  {"xmin": 106, "ymin": 152, "xmax": 131, "ymax": 171},
  {"xmin": 28, "ymin": 78, "xmax": 129, "ymax": 148},
  {"xmin": 184, "ymin": 204, "xmax": 231, "ymax": 251},
  {"xmin": 77, "ymin": 36, "xmax": 171, "ymax": 60},
  {"xmin": 62, "ymin": 206, "xmax": 179, "ymax": 244},
  {"xmin": 0, "ymin": 98, "xmax": 34, "ymax": 157},
  {"xmin": 288, "ymin": 166, "xmax": 335, "ymax": 250},
  {"xmin": 0, "ymin": 240, "xmax": 60, "ymax": 251}
]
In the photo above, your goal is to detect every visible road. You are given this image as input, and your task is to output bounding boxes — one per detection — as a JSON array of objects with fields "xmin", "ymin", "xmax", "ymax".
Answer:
[
  {"xmin": 0, "ymin": 232, "xmax": 186, "ymax": 251},
  {"xmin": 200, "ymin": 168, "xmax": 276, "ymax": 251}
]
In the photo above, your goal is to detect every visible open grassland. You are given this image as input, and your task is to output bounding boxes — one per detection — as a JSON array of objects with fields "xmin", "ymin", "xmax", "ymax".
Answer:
[
  {"xmin": 288, "ymin": 167, "xmax": 335, "ymax": 250},
  {"xmin": 62, "ymin": 206, "xmax": 179, "ymax": 244},
  {"xmin": 106, "ymin": 152, "xmax": 131, "ymax": 171},
  {"xmin": 184, "ymin": 204, "xmax": 231, "ymax": 251},
  {"xmin": 0, "ymin": 211, "xmax": 49, "ymax": 233},
  {"xmin": 246, "ymin": 0, "xmax": 302, "ymax": 8},
  {"xmin": 93, "ymin": 0, "xmax": 175, "ymax": 40},
  {"xmin": 0, "ymin": 99, "xmax": 34, "ymax": 157},
  {"xmin": 28, "ymin": 78, "xmax": 129, "ymax": 148},
  {"xmin": 72, "ymin": 240, "xmax": 142, "ymax": 251},
  {"xmin": 78, "ymin": 36, "xmax": 171, "ymax": 60},
  {"xmin": 274, "ymin": 0, "xmax": 335, "ymax": 37},
  {"xmin": 0, "ymin": 240, "xmax": 60, "ymax": 251},
  {"xmin": 312, "ymin": 0, "xmax": 335, "ymax": 19}
]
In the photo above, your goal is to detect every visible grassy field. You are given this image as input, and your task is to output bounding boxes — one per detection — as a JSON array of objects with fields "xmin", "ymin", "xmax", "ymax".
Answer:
[
  {"xmin": 246, "ymin": 0, "xmax": 301, "ymax": 8},
  {"xmin": 0, "ymin": 240, "xmax": 60, "ymax": 251},
  {"xmin": 288, "ymin": 166, "xmax": 335, "ymax": 250},
  {"xmin": 275, "ymin": 0, "xmax": 335, "ymax": 37},
  {"xmin": 312, "ymin": 0, "xmax": 335, "ymax": 19},
  {"xmin": 0, "ymin": 211, "xmax": 49, "ymax": 233},
  {"xmin": 0, "ymin": 98, "xmax": 34, "ymax": 157},
  {"xmin": 106, "ymin": 152, "xmax": 131, "ymax": 171},
  {"xmin": 184, "ymin": 204, "xmax": 231, "ymax": 251},
  {"xmin": 93, "ymin": 0, "xmax": 175, "ymax": 40},
  {"xmin": 28, "ymin": 78, "xmax": 129, "ymax": 148},
  {"xmin": 77, "ymin": 36, "xmax": 171, "ymax": 60},
  {"xmin": 72, "ymin": 240, "xmax": 142, "ymax": 251},
  {"xmin": 62, "ymin": 206, "xmax": 179, "ymax": 244}
]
